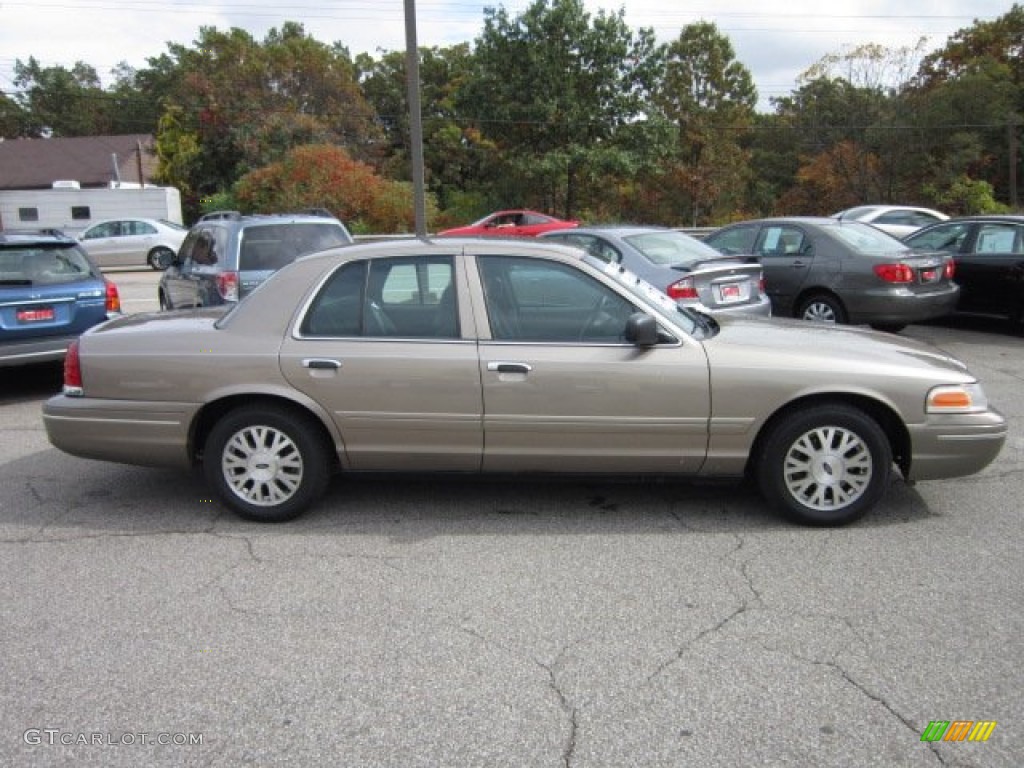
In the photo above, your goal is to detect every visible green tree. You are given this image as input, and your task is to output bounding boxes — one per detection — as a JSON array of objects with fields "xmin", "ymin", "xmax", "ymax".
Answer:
[
  {"xmin": 911, "ymin": 5, "xmax": 1024, "ymax": 207},
  {"xmin": 357, "ymin": 44, "xmax": 498, "ymax": 217},
  {"xmin": 0, "ymin": 91, "xmax": 28, "ymax": 138},
  {"xmin": 12, "ymin": 58, "xmax": 114, "ymax": 136},
  {"xmin": 145, "ymin": 23, "xmax": 383, "ymax": 207},
  {"xmin": 653, "ymin": 21, "xmax": 757, "ymax": 225},
  {"xmin": 457, "ymin": 0, "xmax": 664, "ymax": 219}
]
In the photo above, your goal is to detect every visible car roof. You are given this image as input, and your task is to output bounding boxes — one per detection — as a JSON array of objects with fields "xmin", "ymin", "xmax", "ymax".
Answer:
[
  {"xmin": 942, "ymin": 214, "xmax": 1024, "ymax": 223},
  {"xmin": 542, "ymin": 224, "xmax": 673, "ymax": 236},
  {"xmin": 294, "ymin": 235, "xmax": 585, "ymax": 265},
  {"xmin": 0, "ymin": 229, "xmax": 79, "ymax": 245}
]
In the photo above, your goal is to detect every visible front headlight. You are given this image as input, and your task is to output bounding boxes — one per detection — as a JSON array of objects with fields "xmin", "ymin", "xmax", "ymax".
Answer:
[{"xmin": 926, "ymin": 382, "xmax": 989, "ymax": 414}]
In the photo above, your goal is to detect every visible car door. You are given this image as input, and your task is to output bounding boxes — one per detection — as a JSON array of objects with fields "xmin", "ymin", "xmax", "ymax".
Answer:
[
  {"xmin": 472, "ymin": 253, "xmax": 710, "ymax": 474},
  {"xmin": 749, "ymin": 224, "xmax": 814, "ymax": 315},
  {"xmin": 957, "ymin": 222, "xmax": 1024, "ymax": 315},
  {"xmin": 279, "ymin": 253, "xmax": 484, "ymax": 471},
  {"xmin": 163, "ymin": 225, "xmax": 223, "ymax": 309},
  {"xmin": 80, "ymin": 221, "xmax": 126, "ymax": 268}
]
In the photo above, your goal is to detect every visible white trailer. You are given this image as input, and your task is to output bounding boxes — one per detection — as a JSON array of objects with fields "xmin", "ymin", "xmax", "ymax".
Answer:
[{"xmin": 0, "ymin": 183, "xmax": 183, "ymax": 236}]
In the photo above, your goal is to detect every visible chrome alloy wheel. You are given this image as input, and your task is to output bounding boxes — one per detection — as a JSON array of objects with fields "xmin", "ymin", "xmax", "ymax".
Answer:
[
  {"xmin": 783, "ymin": 425, "xmax": 872, "ymax": 511},
  {"xmin": 801, "ymin": 300, "xmax": 838, "ymax": 323},
  {"xmin": 221, "ymin": 425, "xmax": 304, "ymax": 507}
]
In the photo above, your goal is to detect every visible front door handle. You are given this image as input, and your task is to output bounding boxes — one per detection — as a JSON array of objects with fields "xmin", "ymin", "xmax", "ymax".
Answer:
[{"xmin": 487, "ymin": 361, "xmax": 532, "ymax": 374}]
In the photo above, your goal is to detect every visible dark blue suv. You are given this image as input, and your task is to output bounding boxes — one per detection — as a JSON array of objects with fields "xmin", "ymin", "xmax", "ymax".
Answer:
[{"xmin": 0, "ymin": 229, "xmax": 121, "ymax": 367}]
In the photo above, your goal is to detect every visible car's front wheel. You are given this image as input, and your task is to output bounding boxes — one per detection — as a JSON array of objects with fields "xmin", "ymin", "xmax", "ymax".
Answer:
[
  {"xmin": 204, "ymin": 405, "xmax": 332, "ymax": 522},
  {"xmin": 756, "ymin": 404, "xmax": 892, "ymax": 526}
]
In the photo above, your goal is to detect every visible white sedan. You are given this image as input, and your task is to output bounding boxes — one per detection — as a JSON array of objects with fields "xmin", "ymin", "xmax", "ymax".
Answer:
[{"xmin": 78, "ymin": 217, "xmax": 187, "ymax": 270}]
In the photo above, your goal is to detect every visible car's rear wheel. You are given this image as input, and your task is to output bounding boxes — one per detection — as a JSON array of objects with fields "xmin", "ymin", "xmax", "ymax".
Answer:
[
  {"xmin": 756, "ymin": 404, "xmax": 891, "ymax": 526},
  {"xmin": 204, "ymin": 405, "xmax": 331, "ymax": 522},
  {"xmin": 797, "ymin": 293, "xmax": 846, "ymax": 324},
  {"xmin": 148, "ymin": 247, "xmax": 175, "ymax": 270}
]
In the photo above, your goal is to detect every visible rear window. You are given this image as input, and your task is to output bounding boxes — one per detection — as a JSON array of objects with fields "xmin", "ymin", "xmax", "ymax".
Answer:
[
  {"xmin": 239, "ymin": 223, "xmax": 352, "ymax": 271},
  {"xmin": 0, "ymin": 245, "xmax": 96, "ymax": 286}
]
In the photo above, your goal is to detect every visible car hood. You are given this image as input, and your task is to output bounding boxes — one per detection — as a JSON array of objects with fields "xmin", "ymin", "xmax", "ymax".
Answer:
[{"xmin": 702, "ymin": 314, "xmax": 971, "ymax": 380}]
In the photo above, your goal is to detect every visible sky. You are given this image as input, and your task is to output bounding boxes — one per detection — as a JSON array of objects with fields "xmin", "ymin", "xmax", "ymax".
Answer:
[{"xmin": 0, "ymin": 0, "xmax": 1015, "ymax": 113}]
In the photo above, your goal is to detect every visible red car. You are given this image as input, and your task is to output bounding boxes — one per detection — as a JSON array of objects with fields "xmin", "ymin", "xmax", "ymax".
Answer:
[{"xmin": 439, "ymin": 209, "xmax": 579, "ymax": 237}]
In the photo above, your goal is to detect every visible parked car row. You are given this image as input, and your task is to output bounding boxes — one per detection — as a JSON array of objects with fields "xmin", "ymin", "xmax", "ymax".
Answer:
[{"xmin": 5, "ymin": 205, "xmax": 1022, "ymax": 374}]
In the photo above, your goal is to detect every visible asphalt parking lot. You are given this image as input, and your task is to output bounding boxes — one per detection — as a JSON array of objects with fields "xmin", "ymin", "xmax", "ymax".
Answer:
[{"xmin": 1, "ymin": 269, "xmax": 1021, "ymax": 767}]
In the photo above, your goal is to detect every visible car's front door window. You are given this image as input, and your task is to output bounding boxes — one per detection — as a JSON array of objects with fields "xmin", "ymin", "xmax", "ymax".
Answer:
[{"xmin": 478, "ymin": 255, "xmax": 635, "ymax": 342}]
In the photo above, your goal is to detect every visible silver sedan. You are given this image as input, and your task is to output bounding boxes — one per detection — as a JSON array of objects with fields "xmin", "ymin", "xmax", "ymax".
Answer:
[{"xmin": 43, "ymin": 238, "xmax": 1006, "ymax": 526}]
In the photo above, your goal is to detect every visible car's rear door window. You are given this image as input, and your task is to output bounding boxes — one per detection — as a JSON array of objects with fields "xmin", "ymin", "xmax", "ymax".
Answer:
[{"xmin": 301, "ymin": 255, "xmax": 458, "ymax": 339}]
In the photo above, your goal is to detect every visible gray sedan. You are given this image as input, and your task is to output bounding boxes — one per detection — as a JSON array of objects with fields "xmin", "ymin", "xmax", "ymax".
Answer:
[
  {"xmin": 705, "ymin": 217, "xmax": 959, "ymax": 331},
  {"xmin": 43, "ymin": 238, "xmax": 1005, "ymax": 527},
  {"xmin": 541, "ymin": 225, "xmax": 770, "ymax": 317}
]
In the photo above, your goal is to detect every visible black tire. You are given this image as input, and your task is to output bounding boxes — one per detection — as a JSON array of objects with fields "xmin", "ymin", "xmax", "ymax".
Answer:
[
  {"xmin": 158, "ymin": 291, "xmax": 170, "ymax": 311},
  {"xmin": 203, "ymin": 405, "xmax": 331, "ymax": 522},
  {"xmin": 796, "ymin": 293, "xmax": 847, "ymax": 324},
  {"xmin": 756, "ymin": 404, "xmax": 891, "ymax": 526},
  {"xmin": 148, "ymin": 247, "xmax": 175, "ymax": 270}
]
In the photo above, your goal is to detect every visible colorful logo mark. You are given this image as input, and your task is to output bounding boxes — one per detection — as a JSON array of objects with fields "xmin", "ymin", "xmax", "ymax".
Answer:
[{"xmin": 920, "ymin": 721, "xmax": 997, "ymax": 742}]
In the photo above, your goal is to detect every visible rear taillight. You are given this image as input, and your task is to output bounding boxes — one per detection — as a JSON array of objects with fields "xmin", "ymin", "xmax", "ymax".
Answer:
[
  {"xmin": 943, "ymin": 259, "xmax": 955, "ymax": 279},
  {"xmin": 105, "ymin": 280, "xmax": 121, "ymax": 313},
  {"xmin": 216, "ymin": 271, "xmax": 239, "ymax": 302},
  {"xmin": 873, "ymin": 263, "xmax": 914, "ymax": 283},
  {"xmin": 64, "ymin": 340, "xmax": 83, "ymax": 396},
  {"xmin": 667, "ymin": 277, "xmax": 699, "ymax": 300}
]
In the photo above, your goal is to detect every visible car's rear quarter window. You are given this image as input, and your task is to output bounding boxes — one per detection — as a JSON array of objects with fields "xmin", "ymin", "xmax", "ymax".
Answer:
[{"xmin": 239, "ymin": 223, "xmax": 352, "ymax": 271}]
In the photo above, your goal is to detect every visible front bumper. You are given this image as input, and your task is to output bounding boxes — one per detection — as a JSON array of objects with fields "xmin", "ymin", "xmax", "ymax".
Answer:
[{"xmin": 905, "ymin": 407, "xmax": 1008, "ymax": 481}]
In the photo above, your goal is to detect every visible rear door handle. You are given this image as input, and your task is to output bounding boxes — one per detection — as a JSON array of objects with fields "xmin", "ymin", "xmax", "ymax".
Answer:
[
  {"xmin": 303, "ymin": 358, "xmax": 342, "ymax": 370},
  {"xmin": 487, "ymin": 361, "xmax": 532, "ymax": 374}
]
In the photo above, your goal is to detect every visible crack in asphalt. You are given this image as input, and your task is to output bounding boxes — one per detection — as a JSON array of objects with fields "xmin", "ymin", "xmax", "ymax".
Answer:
[
  {"xmin": 536, "ymin": 653, "xmax": 577, "ymax": 768},
  {"xmin": 647, "ymin": 533, "xmax": 760, "ymax": 682}
]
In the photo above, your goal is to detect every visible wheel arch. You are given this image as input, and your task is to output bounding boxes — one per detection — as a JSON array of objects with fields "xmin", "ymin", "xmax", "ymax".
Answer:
[
  {"xmin": 189, "ymin": 393, "xmax": 341, "ymax": 469},
  {"xmin": 745, "ymin": 393, "xmax": 911, "ymax": 479}
]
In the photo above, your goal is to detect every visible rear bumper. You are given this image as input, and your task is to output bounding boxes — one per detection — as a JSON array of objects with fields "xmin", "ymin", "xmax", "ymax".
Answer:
[
  {"xmin": 906, "ymin": 408, "xmax": 1008, "ymax": 481},
  {"xmin": 702, "ymin": 296, "xmax": 773, "ymax": 318},
  {"xmin": 847, "ymin": 284, "xmax": 959, "ymax": 325},
  {"xmin": 0, "ymin": 335, "xmax": 78, "ymax": 367},
  {"xmin": 43, "ymin": 394, "xmax": 199, "ymax": 468}
]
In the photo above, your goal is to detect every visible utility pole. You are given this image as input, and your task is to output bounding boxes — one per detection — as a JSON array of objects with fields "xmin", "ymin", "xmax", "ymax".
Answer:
[
  {"xmin": 404, "ymin": 0, "xmax": 427, "ymax": 236},
  {"xmin": 1010, "ymin": 115, "xmax": 1019, "ymax": 210}
]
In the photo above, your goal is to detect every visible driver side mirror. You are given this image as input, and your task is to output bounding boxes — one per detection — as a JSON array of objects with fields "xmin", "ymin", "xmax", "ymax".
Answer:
[{"xmin": 624, "ymin": 312, "xmax": 659, "ymax": 347}]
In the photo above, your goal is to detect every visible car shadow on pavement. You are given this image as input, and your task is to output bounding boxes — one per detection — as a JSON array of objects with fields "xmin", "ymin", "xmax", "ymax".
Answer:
[{"xmin": 0, "ymin": 452, "xmax": 940, "ymax": 541}]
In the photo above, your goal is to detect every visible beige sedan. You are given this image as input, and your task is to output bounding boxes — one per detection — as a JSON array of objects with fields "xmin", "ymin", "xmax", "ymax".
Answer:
[{"xmin": 43, "ymin": 238, "xmax": 1007, "ymax": 526}]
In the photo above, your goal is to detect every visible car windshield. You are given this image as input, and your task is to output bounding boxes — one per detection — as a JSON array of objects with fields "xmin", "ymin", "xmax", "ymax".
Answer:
[
  {"xmin": 586, "ymin": 256, "xmax": 704, "ymax": 337},
  {"xmin": 829, "ymin": 221, "xmax": 908, "ymax": 254},
  {"xmin": 0, "ymin": 244, "xmax": 95, "ymax": 286},
  {"xmin": 622, "ymin": 230, "xmax": 725, "ymax": 267}
]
